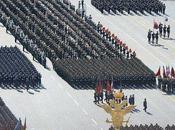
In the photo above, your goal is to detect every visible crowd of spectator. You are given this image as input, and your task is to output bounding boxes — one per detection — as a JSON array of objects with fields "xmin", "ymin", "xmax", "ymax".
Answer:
[
  {"xmin": 91, "ymin": 0, "xmax": 166, "ymax": 15},
  {"xmin": 0, "ymin": 46, "xmax": 41, "ymax": 89}
]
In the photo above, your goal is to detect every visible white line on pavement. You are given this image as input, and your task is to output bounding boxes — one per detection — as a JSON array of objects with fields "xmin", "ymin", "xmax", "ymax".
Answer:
[
  {"xmin": 66, "ymin": 91, "xmax": 79, "ymax": 106},
  {"xmin": 91, "ymin": 118, "xmax": 98, "ymax": 125},
  {"xmin": 82, "ymin": 108, "xmax": 88, "ymax": 115}
]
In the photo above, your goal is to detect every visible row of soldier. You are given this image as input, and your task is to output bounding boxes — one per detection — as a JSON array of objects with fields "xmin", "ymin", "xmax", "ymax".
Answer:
[
  {"xmin": 147, "ymin": 30, "xmax": 159, "ymax": 44},
  {"xmin": 54, "ymin": 57, "xmax": 156, "ymax": 87},
  {"xmin": 0, "ymin": 8, "xmax": 47, "ymax": 68},
  {"xmin": 159, "ymin": 23, "xmax": 170, "ymax": 38},
  {"xmin": 147, "ymin": 22, "xmax": 171, "ymax": 44},
  {"xmin": 97, "ymin": 22, "xmax": 136, "ymax": 59},
  {"xmin": 119, "ymin": 124, "xmax": 175, "ymax": 130},
  {"xmin": 0, "ymin": 0, "xmax": 127, "ymax": 62},
  {"xmin": 92, "ymin": 0, "xmax": 166, "ymax": 15},
  {"xmin": 0, "ymin": 46, "xmax": 41, "ymax": 89}
]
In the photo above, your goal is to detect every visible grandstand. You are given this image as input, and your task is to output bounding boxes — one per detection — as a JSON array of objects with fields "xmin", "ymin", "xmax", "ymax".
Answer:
[{"xmin": 0, "ymin": 0, "xmax": 175, "ymax": 130}]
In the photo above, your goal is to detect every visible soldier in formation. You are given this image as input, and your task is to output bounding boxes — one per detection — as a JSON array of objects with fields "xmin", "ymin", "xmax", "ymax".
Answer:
[{"xmin": 92, "ymin": 0, "xmax": 166, "ymax": 15}]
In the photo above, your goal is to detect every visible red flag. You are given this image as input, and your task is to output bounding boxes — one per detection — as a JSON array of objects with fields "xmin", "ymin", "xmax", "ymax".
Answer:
[
  {"xmin": 171, "ymin": 67, "xmax": 175, "ymax": 78},
  {"xmin": 163, "ymin": 66, "xmax": 166, "ymax": 78},
  {"xmin": 153, "ymin": 21, "xmax": 159, "ymax": 29},
  {"xmin": 23, "ymin": 118, "xmax": 26, "ymax": 130},
  {"xmin": 106, "ymin": 80, "xmax": 111, "ymax": 92},
  {"xmin": 96, "ymin": 81, "xmax": 102, "ymax": 94},
  {"xmin": 155, "ymin": 67, "xmax": 161, "ymax": 77}
]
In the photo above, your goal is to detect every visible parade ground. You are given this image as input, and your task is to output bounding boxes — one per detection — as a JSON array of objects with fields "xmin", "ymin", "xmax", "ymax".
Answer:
[{"xmin": 1, "ymin": 0, "xmax": 175, "ymax": 130}]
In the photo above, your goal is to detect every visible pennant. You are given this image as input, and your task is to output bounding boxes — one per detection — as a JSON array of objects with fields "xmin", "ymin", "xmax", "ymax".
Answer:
[
  {"xmin": 171, "ymin": 67, "xmax": 175, "ymax": 78},
  {"xmin": 155, "ymin": 67, "xmax": 161, "ymax": 77},
  {"xmin": 106, "ymin": 80, "xmax": 111, "ymax": 92},
  {"xmin": 96, "ymin": 81, "xmax": 102, "ymax": 94},
  {"xmin": 22, "ymin": 118, "xmax": 26, "ymax": 130},
  {"xmin": 153, "ymin": 20, "xmax": 159, "ymax": 29}
]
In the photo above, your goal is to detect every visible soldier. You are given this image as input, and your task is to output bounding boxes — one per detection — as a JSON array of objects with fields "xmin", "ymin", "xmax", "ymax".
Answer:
[
  {"xmin": 100, "ymin": 90, "xmax": 104, "ymax": 103},
  {"xmin": 126, "ymin": 50, "xmax": 130, "ymax": 59},
  {"xmin": 152, "ymin": 32, "xmax": 155, "ymax": 43},
  {"xmin": 163, "ymin": 25, "xmax": 167, "ymax": 38},
  {"xmin": 78, "ymin": 1, "xmax": 81, "ymax": 9},
  {"xmin": 143, "ymin": 98, "xmax": 147, "ymax": 112},
  {"xmin": 159, "ymin": 23, "xmax": 163, "ymax": 37},
  {"xmin": 167, "ymin": 25, "xmax": 170, "ymax": 38},
  {"xmin": 157, "ymin": 76, "xmax": 162, "ymax": 89},
  {"xmin": 147, "ymin": 29, "xmax": 152, "ymax": 43},
  {"xmin": 162, "ymin": 4, "xmax": 166, "ymax": 14},
  {"xmin": 5, "ymin": 16, "xmax": 10, "ymax": 33},
  {"xmin": 94, "ymin": 91, "xmax": 98, "ymax": 103},
  {"xmin": 155, "ymin": 31, "xmax": 159, "ymax": 44},
  {"xmin": 81, "ymin": 0, "xmax": 84, "ymax": 9}
]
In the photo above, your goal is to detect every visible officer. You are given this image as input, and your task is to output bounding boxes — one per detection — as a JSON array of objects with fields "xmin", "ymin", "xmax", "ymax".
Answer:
[
  {"xmin": 162, "ymin": 4, "xmax": 166, "ymax": 14},
  {"xmin": 155, "ymin": 31, "xmax": 159, "ymax": 44},
  {"xmin": 152, "ymin": 32, "xmax": 155, "ymax": 43},
  {"xmin": 100, "ymin": 90, "xmax": 104, "ymax": 103},
  {"xmin": 158, "ymin": 76, "xmax": 162, "ymax": 89},
  {"xmin": 167, "ymin": 25, "xmax": 170, "ymax": 38},
  {"xmin": 81, "ymin": 0, "xmax": 84, "ymax": 9},
  {"xmin": 163, "ymin": 25, "xmax": 167, "ymax": 38},
  {"xmin": 143, "ymin": 98, "xmax": 147, "ymax": 112},
  {"xmin": 159, "ymin": 23, "xmax": 163, "ymax": 37},
  {"xmin": 78, "ymin": 1, "xmax": 81, "ymax": 9},
  {"xmin": 94, "ymin": 92, "xmax": 98, "ymax": 103},
  {"xmin": 147, "ymin": 29, "xmax": 152, "ymax": 43}
]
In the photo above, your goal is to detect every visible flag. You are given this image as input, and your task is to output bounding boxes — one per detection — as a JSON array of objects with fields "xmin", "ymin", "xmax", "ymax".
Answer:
[
  {"xmin": 171, "ymin": 67, "xmax": 175, "ymax": 78},
  {"xmin": 163, "ymin": 66, "xmax": 166, "ymax": 78},
  {"xmin": 96, "ymin": 81, "xmax": 102, "ymax": 94},
  {"xmin": 22, "ymin": 118, "xmax": 26, "ymax": 130},
  {"xmin": 155, "ymin": 67, "xmax": 161, "ymax": 77},
  {"xmin": 153, "ymin": 20, "xmax": 159, "ymax": 29},
  {"xmin": 14, "ymin": 118, "xmax": 22, "ymax": 130},
  {"xmin": 106, "ymin": 80, "xmax": 111, "ymax": 92}
]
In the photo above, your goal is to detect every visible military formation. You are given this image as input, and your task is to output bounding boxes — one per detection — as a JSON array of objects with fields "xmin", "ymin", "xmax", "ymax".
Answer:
[
  {"xmin": 0, "ymin": 47, "xmax": 41, "ymax": 89},
  {"xmin": 158, "ymin": 77, "xmax": 175, "ymax": 94},
  {"xmin": 120, "ymin": 124, "xmax": 175, "ymax": 130},
  {"xmin": 97, "ymin": 22, "xmax": 136, "ymax": 59},
  {"xmin": 0, "ymin": 0, "xmax": 155, "ymax": 88},
  {"xmin": 155, "ymin": 66, "xmax": 175, "ymax": 94},
  {"xmin": 0, "ymin": 97, "xmax": 18, "ymax": 130},
  {"xmin": 54, "ymin": 57, "xmax": 156, "ymax": 87},
  {"xmin": 91, "ymin": 0, "xmax": 166, "ymax": 15}
]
